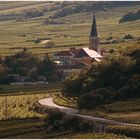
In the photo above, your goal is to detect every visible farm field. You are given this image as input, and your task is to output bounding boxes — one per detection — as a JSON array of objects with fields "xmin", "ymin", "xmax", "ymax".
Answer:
[
  {"xmin": 0, "ymin": 118, "xmax": 128, "ymax": 139},
  {"xmin": 0, "ymin": 5, "xmax": 140, "ymax": 57},
  {"xmin": 0, "ymin": 83, "xmax": 61, "ymax": 120},
  {"xmin": 0, "ymin": 82, "xmax": 62, "ymax": 95}
]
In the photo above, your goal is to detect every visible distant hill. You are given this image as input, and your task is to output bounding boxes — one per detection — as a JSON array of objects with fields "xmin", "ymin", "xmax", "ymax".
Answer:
[
  {"xmin": 0, "ymin": 1, "xmax": 140, "ymax": 21},
  {"xmin": 119, "ymin": 9, "xmax": 140, "ymax": 23},
  {"xmin": 52, "ymin": 1, "xmax": 140, "ymax": 19}
]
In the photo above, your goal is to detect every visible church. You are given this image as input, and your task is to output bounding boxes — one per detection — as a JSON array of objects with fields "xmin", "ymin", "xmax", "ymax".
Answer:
[{"xmin": 53, "ymin": 13, "xmax": 102, "ymax": 66}]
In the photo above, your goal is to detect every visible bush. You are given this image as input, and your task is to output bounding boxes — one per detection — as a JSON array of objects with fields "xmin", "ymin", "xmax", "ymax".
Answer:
[
  {"xmin": 123, "ymin": 34, "xmax": 134, "ymax": 39},
  {"xmin": 45, "ymin": 110, "xmax": 96, "ymax": 133},
  {"xmin": 77, "ymin": 88, "xmax": 117, "ymax": 109},
  {"xmin": 23, "ymin": 10, "xmax": 44, "ymax": 18},
  {"xmin": 78, "ymin": 93, "xmax": 104, "ymax": 109},
  {"xmin": 117, "ymin": 75, "xmax": 140, "ymax": 100},
  {"xmin": 44, "ymin": 110, "xmax": 65, "ymax": 126},
  {"xmin": 107, "ymin": 36, "xmax": 113, "ymax": 40}
]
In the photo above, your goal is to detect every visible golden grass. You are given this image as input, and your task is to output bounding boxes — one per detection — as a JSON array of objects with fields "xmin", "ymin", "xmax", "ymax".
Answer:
[{"xmin": 0, "ymin": 91, "xmax": 61, "ymax": 120}]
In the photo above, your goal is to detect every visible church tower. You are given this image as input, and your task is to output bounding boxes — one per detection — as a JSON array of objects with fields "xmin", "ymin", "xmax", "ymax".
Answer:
[{"xmin": 89, "ymin": 12, "xmax": 100, "ymax": 52}]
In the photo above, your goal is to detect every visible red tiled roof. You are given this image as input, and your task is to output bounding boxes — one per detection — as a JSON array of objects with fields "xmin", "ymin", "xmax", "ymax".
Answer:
[
  {"xmin": 69, "ymin": 48, "xmax": 81, "ymax": 56},
  {"xmin": 54, "ymin": 50, "xmax": 74, "ymax": 56},
  {"xmin": 54, "ymin": 47, "xmax": 101, "ymax": 59}
]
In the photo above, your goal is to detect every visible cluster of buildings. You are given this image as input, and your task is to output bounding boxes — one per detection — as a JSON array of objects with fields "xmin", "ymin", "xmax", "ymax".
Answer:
[{"xmin": 53, "ymin": 13, "xmax": 103, "ymax": 74}]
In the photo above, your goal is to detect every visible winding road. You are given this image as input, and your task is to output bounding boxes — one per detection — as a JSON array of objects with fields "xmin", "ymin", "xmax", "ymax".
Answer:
[{"xmin": 38, "ymin": 97, "xmax": 140, "ymax": 127}]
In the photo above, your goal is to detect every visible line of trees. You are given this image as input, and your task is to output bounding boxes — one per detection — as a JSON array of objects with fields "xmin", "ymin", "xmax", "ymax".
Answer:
[{"xmin": 0, "ymin": 48, "xmax": 61, "ymax": 84}]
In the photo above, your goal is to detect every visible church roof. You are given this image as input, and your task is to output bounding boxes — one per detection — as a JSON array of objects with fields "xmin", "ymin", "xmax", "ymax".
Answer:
[
  {"xmin": 83, "ymin": 48, "xmax": 102, "ymax": 58},
  {"xmin": 90, "ymin": 13, "xmax": 98, "ymax": 37}
]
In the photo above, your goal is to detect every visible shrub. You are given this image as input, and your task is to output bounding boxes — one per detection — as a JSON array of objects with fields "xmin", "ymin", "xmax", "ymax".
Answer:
[
  {"xmin": 107, "ymin": 36, "xmax": 113, "ymax": 40},
  {"xmin": 78, "ymin": 93, "xmax": 104, "ymax": 109},
  {"xmin": 117, "ymin": 75, "xmax": 140, "ymax": 100},
  {"xmin": 123, "ymin": 34, "xmax": 134, "ymax": 39},
  {"xmin": 44, "ymin": 111, "xmax": 96, "ymax": 133},
  {"xmin": 44, "ymin": 110, "xmax": 65, "ymax": 126}
]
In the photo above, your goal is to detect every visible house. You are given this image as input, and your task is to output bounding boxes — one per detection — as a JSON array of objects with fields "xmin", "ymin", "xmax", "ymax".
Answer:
[{"xmin": 53, "ymin": 12, "xmax": 102, "ymax": 67}]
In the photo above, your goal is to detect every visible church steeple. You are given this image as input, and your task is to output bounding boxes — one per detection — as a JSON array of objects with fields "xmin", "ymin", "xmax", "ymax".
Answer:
[
  {"xmin": 89, "ymin": 12, "xmax": 100, "ymax": 52},
  {"xmin": 90, "ymin": 12, "xmax": 98, "ymax": 37}
]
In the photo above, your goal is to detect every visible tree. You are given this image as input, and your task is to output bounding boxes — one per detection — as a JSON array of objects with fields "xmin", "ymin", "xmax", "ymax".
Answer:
[
  {"xmin": 4, "ymin": 48, "xmax": 39, "ymax": 76},
  {"xmin": 78, "ymin": 93, "xmax": 104, "ymax": 109},
  {"xmin": 37, "ymin": 54, "xmax": 58, "ymax": 82}
]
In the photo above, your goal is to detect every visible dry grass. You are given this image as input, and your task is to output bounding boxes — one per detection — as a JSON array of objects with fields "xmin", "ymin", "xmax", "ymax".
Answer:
[{"xmin": 0, "ymin": 90, "xmax": 60, "ymax": 120}]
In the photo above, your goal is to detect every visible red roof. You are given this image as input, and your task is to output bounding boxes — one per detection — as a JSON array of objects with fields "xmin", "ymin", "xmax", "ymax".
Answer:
[
  {"xmin": 54, "ymin": 50, "xmax": 73, "ymax": 56},
  {"xmin": 54, "ymin": 48, "xmax": 101, "ymax": 59}
]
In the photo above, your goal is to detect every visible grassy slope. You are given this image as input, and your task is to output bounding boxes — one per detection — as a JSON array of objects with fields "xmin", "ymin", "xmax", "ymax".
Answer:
[
  {"xmin": 54, "ymin": 96, "xmax": 140, "ymax": 124},
  {"xmin": 0, "ymin": 5, "xmax": 140, "ymax": 57},
  {"xmin": 0, "ymin": 2, "xmax": 48, "ymax": 14}
]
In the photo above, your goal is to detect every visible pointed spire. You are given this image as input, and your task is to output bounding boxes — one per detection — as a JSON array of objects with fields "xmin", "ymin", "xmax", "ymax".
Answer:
[{"xmin": 90, "ymin": 12, "xmax": 98, "ymax": 37}]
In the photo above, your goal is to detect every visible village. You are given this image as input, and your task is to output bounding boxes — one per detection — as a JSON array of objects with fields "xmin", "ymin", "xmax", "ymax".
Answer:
[{"xmin": 2, "ymin": 13, "xmax": 108, "ymax": 85}]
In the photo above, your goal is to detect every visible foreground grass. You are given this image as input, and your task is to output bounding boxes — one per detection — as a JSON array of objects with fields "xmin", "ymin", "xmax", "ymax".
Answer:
[
  {"xmin": 56, "ymin": 132, "xmax": 127, "ymax": 139},
  {"xmin": 0, "ymin": 118, "xmax": 47, "ymax": 138},
  {"xmin": 0, "ymin": 117, "xmax": 128, "ymax": 139}
]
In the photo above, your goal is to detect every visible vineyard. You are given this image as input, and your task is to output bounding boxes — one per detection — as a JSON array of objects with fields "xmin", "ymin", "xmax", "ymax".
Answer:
[{"xmin": 0, "ymin": 90, "xmax": 60, "ymax": 120}]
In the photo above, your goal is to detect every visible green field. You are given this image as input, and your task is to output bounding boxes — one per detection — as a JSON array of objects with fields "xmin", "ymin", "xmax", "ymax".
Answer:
[{"xmin": 0, "ymin": 4, "xmax": 140, "ymax": 57}]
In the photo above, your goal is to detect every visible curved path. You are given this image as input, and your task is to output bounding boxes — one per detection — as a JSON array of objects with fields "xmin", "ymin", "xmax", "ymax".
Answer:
[{"xmin": 39, "ymin": 97, "xmax": 140, "ymax": 127}]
